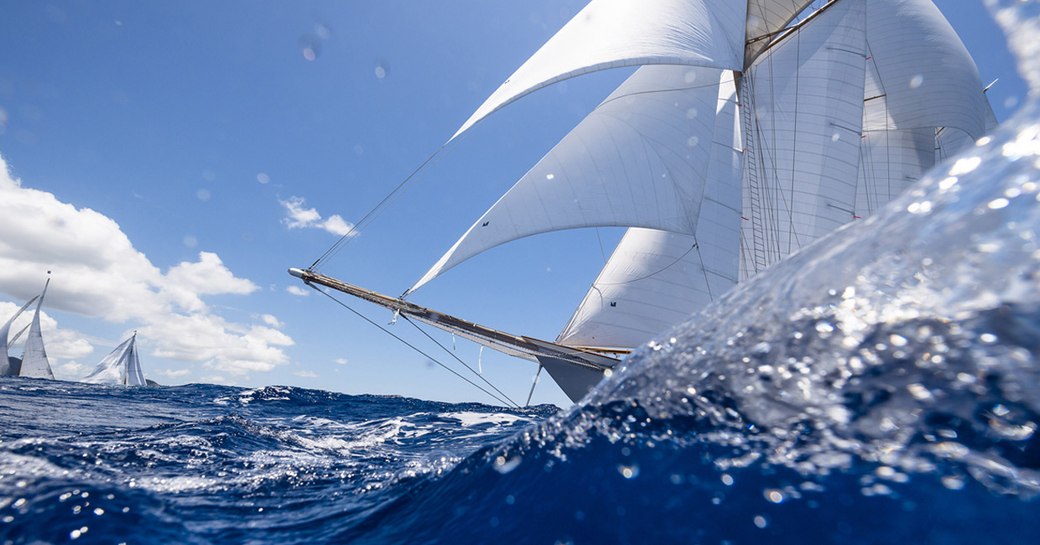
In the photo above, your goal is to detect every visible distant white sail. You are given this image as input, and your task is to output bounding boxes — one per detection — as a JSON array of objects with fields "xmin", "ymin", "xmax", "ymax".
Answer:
[
  {"xmin": 1, "ymin": 296, "xmax": 38, "ymax": 376},
  {"xmin": 19, "ymin": 279, "xmax": 53, "ymax": 379},
  {"xmin": 83, "ymin": 333, "xmax": 146, "ymax": 386}
]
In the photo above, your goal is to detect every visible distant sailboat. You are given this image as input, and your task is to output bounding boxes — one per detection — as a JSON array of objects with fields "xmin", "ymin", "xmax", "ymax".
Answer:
[
  {"xmin": 291, "ymin": 0, "xmax": 996, "ymax": 402},
  {"xmin": 83, "ymin": 332, "xmax": 147, "ymax": 386},
  {"xmin": 19, "ymin": 277, "xmax": 55, "ymax": 379},
  {"xmin": 1, "ymin": 296, "xmax": 38, "ymax": 376}
]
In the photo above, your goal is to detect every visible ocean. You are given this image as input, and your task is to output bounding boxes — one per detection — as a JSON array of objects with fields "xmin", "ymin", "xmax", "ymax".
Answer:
[{"xmin": 4, "ymin": 2, "xmax": 1040, "ymax": 543}]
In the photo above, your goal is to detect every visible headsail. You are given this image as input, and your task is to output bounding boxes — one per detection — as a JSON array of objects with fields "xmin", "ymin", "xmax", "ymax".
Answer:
[
  {"xmin": 19, "ymin": 278, "xmax": 54, "ymax": 379},
  {"xmin": 413, "ymin": 66, "xmax": 736, "ymax": 293},
  {"xmin": 1, "ymin": 296, "xmax": 38, "ymax": 376},
  {"xmin": 450, "ymin": 0, "xmax": 748, "ymax": 141},
  {"xmin": 558, "ymin": 74, "xmax": 744, "ymax": 349},
  {"xmin": 83, "ymin": 333, "xmax": 146, "ymax": 386}
]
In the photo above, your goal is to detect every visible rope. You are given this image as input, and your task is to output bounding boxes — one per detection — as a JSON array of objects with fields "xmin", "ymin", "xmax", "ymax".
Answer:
[
  {"xmin": 400, "ymin": 315, "xmax": 520, "ymax": 408},
  {"xmin": 525, "ymin": 365, "xmax": 544, "ymax": 407},
  {"xmin": 309, "ymin": 145, "xmax": 447, "ymax": 271},
  {"xmin": 310, "ymin": 284, "xmax": 518, "ymax": 407}
]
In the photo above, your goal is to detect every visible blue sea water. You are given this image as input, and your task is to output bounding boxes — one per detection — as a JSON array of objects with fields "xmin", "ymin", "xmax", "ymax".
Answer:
[{"xmin": 5, "ymin": 2, "xmax": 1040, "ymax": 543}]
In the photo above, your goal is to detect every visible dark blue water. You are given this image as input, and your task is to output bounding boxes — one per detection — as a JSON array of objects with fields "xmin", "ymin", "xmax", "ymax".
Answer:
[{"xmin": 4, "ymin": 4, "xmax": 1040, "ymax": 543}]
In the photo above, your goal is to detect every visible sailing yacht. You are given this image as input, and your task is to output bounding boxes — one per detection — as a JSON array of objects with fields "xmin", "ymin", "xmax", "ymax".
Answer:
[
  {"xmin": 1, "ymin": 277, "xmax": 54, "ymax": 379},
  {"xmin": 83, "ymin": 333, "xmax": 148, "ymax": 386},
  {"xmin": 291, "ymin": 0, "xmax": 995, "ymax": 402}
]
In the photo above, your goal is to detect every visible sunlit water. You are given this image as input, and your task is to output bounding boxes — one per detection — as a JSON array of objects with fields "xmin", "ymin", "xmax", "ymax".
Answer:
[{"xmin": 4, "ymin": 1, "xmax": 1040, "ymax": 543}]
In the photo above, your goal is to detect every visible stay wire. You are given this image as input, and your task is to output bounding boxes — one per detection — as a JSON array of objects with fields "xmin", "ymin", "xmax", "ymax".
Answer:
[
  {"xmin": 310, "ymin": 144, "xmax": 447, "ymax": 272},
  {"xmin": 310, "ymin": 284, "xmax": 517, "ymax": 408},
  {"xmin": 400, "ymin": 315, "xmax": 519, "ymax": 408}
]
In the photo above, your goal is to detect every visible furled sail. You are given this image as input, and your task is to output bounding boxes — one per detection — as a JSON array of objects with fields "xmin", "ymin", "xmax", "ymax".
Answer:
[
  {"xmin": 1, "ymin": 296, "xmax": 38, "ymax": 376},
  {"xmin": 558, "ymin": 75, "xmax": 743, "ymax": 349},
  {"xmin": 83, "ymin": 333, "xmax": 146, "ymax": 386},
  {"xmin": 450, "ymin": 0, "xmax": 748, "ymax": 140},
  {"xmin": 19, "ymin": 279, "xmax": 53, "ymax": 379},
  {"xmin": 413, "ymin": 65, "xmax": 734, "ymax": 293}
]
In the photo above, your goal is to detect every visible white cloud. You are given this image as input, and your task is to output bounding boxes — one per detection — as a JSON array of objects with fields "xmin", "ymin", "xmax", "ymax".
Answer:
[
  {"xmin": 293, "ymin": 369, "xmax": 318, "ymax": 378},
  {"xmin": 0, "ymin": 154, "xmax": 293, "ymax": 377},
  {"xmin": 335, "ymin": 357, "xmax": 348, "ymax": 366},
  {"xmin": 260, "ymin": 314, "xmax": 282, "ymax": 328},
  {"xmin": 286, "ymin": 285, "xmax": 309, "ymax": 297},
  {"xmin": 160, "ymin": 368, "xmax": 191, "ymax": 378},
  {"xmin": 55, "ymin": 360, "xmax": 86, "ymax": 380},
  {"xmin": 280, "ymin": 196, "xmax": 357, "ymax": 237}
]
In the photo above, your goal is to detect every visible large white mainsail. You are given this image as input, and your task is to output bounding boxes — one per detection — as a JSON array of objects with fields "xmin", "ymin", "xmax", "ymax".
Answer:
[
  {"xmin": 1, "ymin": 296, "xmax": 38, "ymax": 376},
  {"xmin": 19, "ymin": 278, "xmax": 54, "ymax": 379},
  {"xmin": 293, "ymin": 0, "xmax": 995, "ymax": 403},
  {"xmin": 83, "ymin": 333, "xmax": 146, "ymax": 386}
]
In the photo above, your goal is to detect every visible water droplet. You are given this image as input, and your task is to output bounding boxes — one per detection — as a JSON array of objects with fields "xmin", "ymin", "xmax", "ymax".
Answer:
[
  {"xmin": 183, "ymin": 235, "xmax": 198, "ymax": 248},
  {"xmin": 721, "ymin": 473, "xmax": 734, "ymax": 486},
  {"xmin": 753, "ymin": 515, "xmax": 768, "ymax": 529},
  {"xmin": 764, "ymin": 489, "xmax": 784, "ymax": 503},
  {"xmin": 374, "ymin": 61, "xmax": 389, "ymax": 80},
  {"xmin": 686, "ymin": 108, "xmax": 698, "ymax": 120},
  {"xmin": 988, "ymin": 198, "xmax": 1010, "ymax": 210},
  {"xmin": 909, "ymin": 74, "xmax": 924, "ymax": 88},
  {"xmin": 196, "ymin": 189, "xmax": 211, "ymax": 202},
  {"xmin": 545, "ymin": 173, "xmax": 555, "ymax": 180},
  {"xmin": 684, "ymin": 70, "xmax": 698, "ymax": 84},
  {"xmin": 493, "ymin": 455, "xmax": 521, "ymax": 474},
  {"xmin": 617, "ymin": 464, "xmax": 640, "ymax": 479},
  {"xmin": 256, "ymin": 172, "xmax": 270, "ymax": 185},
  {"xmin": 687, "ymin": 136, "xmax": 699, "ymax": 147}
]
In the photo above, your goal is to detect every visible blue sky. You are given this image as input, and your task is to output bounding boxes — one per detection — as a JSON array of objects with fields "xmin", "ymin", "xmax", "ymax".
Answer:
[{"xmin": 0, "ymin": 0, "xmax": 1027, "ymax": 407}]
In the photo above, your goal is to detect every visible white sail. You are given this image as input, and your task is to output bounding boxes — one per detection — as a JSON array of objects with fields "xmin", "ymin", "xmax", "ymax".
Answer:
[
  {"xmin": 558, "ymin": 76, "xmax": 743, "ymax": 349},
  {"xmin": 450, "ymin": 0, "xmax": 748, "ymax": 140},
  {"xmin": 19, "ymin": 279, "xmax": 53, "ymax": 379},
  {"xmin": 83, "ymin": 334, "xmax": 146, "ymax": 386},
  {"xmin": 1, "ymin": 296, "xmax": 38, "ymax": 376},
  {"xmin": 414, "ymin": 66, "xmax": 733, "ymax": 293},
  {"xmin": 740, "ymin": 0, "xmax": 868, "ymax": 277}
]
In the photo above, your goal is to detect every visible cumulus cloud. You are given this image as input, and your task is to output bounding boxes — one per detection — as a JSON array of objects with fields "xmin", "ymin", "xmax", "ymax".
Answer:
[
  {"xmin": 260, "ymin": 314, "xmax": 282, "ymax": 328},
  {"xmin": 160, "ymin": 368, "xmax": 191, "ymax": 379},
  {"xmin": 286, "ymin": 285, "xmax": 309, "ymax": 297},
  {"xmin": 0, "ymin": 154, "xmax": 293, "ymax": 377},
  {"xmin": 293, "ymin": 369, "xmax": 318, "ymax": 378},
  {"xmin": 280, "ymin": 196, "xmax": 357, "ymax": 237}
]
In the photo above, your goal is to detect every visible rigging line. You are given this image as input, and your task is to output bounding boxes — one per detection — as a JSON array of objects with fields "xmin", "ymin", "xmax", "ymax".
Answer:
[
  {"xmin": 525, "ymin": 364, "xmax": 544, "ymax": 407},
  {"xmin": 309, "ymin": 144, "xmax": 447, "ymax": 272},
  {"xmin": 310, "ymin": 283, "xmax": 517, "ymax": 408},
  {"xmin": 400, "ymin": 314, "xmax": 520, "ymax": 408}
]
